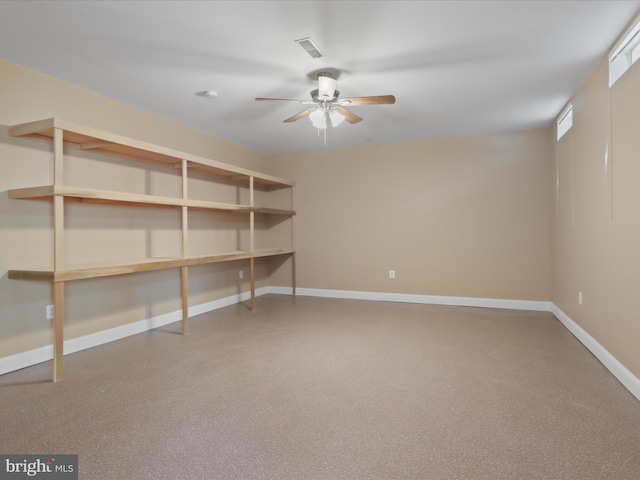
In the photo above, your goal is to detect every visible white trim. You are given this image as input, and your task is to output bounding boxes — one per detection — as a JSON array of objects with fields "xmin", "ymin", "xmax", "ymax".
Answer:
[
  {"xmin": 0, "ymin": 287, "xmax": 547, "ymax": 376},
  {"xmin": 265, "ymin": 286, "xmax": 295, "ymax": 295},
  {"xmin": 292, "ymin": 288, "xmax": 639, "ymax": 401},
  {"xmin": 608, "ymin": 13, "xmax": 640, "ymax": 86},
  {"xmin": 1, "ymin": 287, "xmax": 638, "ymax": 403},
  {"xmin": 551, "ymin": 305, "xmax": 640, "ymax": 402},
  {"xmin": 0, "ymin": 286, "xmax": 272, "ymax": 376},
  {"xmin": 295, "ymin": 287, "xmax": 552, "ymax": 311},
  {"xmin": 0, "ymin": 345, "xmax": 55, "ymax": 376},
  {"xmin": 556, "ymin": 103, "xmax": 573, "ymax": 140},
  {"xmin": 609, "ymin": 13, "xmax": 640, "ymax": 61}
]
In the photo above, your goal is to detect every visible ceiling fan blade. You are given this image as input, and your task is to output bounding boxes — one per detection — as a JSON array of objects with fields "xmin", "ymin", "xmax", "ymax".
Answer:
[
  {"xmin": 255, "ymin": 97, "xmax": 313, "ymax": 104},
  {"xmin": 283, "ymin": 108, "xmax": 316, "ymax": 123},
  {"xmin": 334, "ymin": 106, "xmax": 363, "ymax": 124},
  {"xmin": 337, "ymin": 95, "xmax": 396, "ymax": 106}
]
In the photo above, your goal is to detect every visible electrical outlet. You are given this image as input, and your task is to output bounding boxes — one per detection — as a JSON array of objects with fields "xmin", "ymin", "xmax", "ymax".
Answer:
[
  {"xmin": 46, "ymin": 304, "xmax": 55, "ymax": 320},
  {"xmin": 578, "ymin": 291, "xmax": 583, "ymax": 305},
  {"xmin": 239, "ymin": 270, "xmax": 244, "ymax": 280},
  {"xmin": 389, "ymin": 270, "xmax": 395, "ymax": 279}
]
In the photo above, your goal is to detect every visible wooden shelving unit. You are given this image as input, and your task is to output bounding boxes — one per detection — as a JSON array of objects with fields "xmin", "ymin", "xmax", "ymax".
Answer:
[{"xmin": 7, "ymin": 118, "xmax": 296, "ymax": 381}]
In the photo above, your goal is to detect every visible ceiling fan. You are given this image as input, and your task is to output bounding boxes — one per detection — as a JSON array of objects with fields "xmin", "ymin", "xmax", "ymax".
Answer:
[{"xmin": 255, "ymin": 72, "xmax": 395, "ymax": 129}]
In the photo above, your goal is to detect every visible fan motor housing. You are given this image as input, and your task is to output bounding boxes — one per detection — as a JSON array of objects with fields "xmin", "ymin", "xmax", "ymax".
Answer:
[{"xmin": 310, "ymin": 89, "xmax": 339, "ymax": 103}]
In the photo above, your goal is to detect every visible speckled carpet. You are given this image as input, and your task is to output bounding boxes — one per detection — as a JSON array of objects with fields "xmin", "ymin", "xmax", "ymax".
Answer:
[{"xmin": 1, "ymin": 295, "xmax": 639, "ymax": 479}]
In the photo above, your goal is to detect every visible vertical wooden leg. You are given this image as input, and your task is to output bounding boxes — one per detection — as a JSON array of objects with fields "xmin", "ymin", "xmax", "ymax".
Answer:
[
  {"xmin": 291, "ymin": 253, "xmax": 296, "ymax": 296},
  {"xmin": 181, "ymin": 266, "xmax": 189, "ymax": 335},
  {"xmin": 53, "ymin": 282, "xmax": 65, "ymax": 382},
  {"xmin": 250, "ymin": 258, "xmax": 256, "ymax": 311}
]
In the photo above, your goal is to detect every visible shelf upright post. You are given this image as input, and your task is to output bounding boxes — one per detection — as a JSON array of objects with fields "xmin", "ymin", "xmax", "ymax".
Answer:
[
  {"xmin": 52, "ymin": 127, "xmax": 65, "ymax": 382},
  {"xmin": 181, "ymin": 159, "xmax": 189, "ymax": 335},
  {"xmin": 249, "ymin": 176, "xmax": 255, "ymax": 311},
  {"xmin": 290, "ymin": 186, "xmax": 296, "ymax": 297},
  {"xmin": 53, "ymin": 282, "xmax": 65, "ymax": 382}
]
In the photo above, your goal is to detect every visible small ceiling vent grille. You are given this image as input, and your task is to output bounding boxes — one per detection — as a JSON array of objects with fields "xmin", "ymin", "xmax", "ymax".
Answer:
[{"xmin": 295, "ymin": 37, "xmax": 323, "ymax": 58}]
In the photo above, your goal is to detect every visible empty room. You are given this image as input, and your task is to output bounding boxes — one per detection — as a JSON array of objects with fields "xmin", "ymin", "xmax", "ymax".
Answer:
[{"xmin": 1, "ymin": 1, "xmax": 640, "ymax": 479}]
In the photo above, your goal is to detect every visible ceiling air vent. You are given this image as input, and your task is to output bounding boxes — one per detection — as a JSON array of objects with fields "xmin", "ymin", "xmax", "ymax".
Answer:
[{"xmin": 295, "ymin": 37, "xmax": 324, "ymax": 59}]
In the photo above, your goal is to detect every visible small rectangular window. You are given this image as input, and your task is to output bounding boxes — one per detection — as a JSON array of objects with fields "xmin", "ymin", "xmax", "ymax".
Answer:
[
  {"xmin": 556, "ymin": 104, "xmax": 573, "ymax": 140},
  {"xmin": 632, "ymin": 42, "xmax": 640, "ymax": 64},
  {"xmin": 609, "ymin": 16, "xmax": 640, "ymax": 86}
]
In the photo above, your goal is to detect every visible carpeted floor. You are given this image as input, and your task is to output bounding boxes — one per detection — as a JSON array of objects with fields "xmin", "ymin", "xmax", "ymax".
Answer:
[{"xmin": 1, "ymin": 295, "xmax": 639, "ymax": 479}]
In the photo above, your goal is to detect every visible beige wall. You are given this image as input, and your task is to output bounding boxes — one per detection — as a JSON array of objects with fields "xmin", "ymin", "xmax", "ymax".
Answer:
[
  {"xmin": 267, "ymin": 130, "xmax": 552, "ymax": 301},
  {"xmin": 552, "ymin": 54, "xmax": 640, "ymax": 379},
  {"xmin": 5, "ymin": 40, "xmax": 637, "ymax": 387},
  {"xmin": 0, "ymin": 59, "xmax": 272, "ymax": 357},
  {"xmin": 0, "ymin": 57, "xmax": 553, "ymax": 366}
]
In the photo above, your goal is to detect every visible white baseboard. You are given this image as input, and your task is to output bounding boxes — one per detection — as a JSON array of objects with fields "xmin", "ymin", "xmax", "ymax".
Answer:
[
  {"xmin": 2, "ymin": 286, "xmax": 638, "ymax": 403},
  {"xmin": 0, "ymin": 286, "xmax": 271, "ymax": 376},
  {"xmin": 0, "ymin": 345, "xmax": 55, "ymax": 376},
  {"xmin": 551, "ymin": 304, "xmax": 640, "ymax": 402},
  {"xmin": 295, "ymin": 287, "xmax": 552, "ymax": 311},
  {"xmin": 262, "ymin": 286, "xmax": 294, "ymax": 296},
  {"xmin": 293, "ymin": 288, "xmax": 639, "ymax": 401}
]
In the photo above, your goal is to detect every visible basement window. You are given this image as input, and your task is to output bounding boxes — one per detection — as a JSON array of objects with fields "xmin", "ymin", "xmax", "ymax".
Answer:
[
  {"xmin": 609, "ymin": 16, "xmax": 640, "ymax": 86},
  {"xmin": 556, "ymin": 104, "xmax": 573, "ymax": 140}
]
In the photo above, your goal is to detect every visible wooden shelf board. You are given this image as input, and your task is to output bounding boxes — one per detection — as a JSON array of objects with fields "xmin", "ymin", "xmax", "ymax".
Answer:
[
  {"xmin": 9, "ymin": 249, "xmax": 295, "ymax": 283},
  {"xmin": 186, "ymin": 199, "xmax": 252, "ymax": 212},
  {"xmin": 250, "ymin": 247, "xmax": 295, "ymax": 258},
  {"xmin": 184, "ymin": 248, "xmax": 294, "ymax": 266},
  {"xmin": 9, "ymin": 258, "xmax": 182, "ymax": 282},
  {"xmin": 254, "ymin": 207, "xmax": 296, "ymax": 216},
  {"xmin": 8, "ymin": 269, "xmax": 56, "ymax": 282},
  {"xmin": 183, "ymin": 251, "xmax": 253, "ymax": 267},
  {"xmin": 9, "ymin": 185, "xmax": 253, "ymax": 212},
  {"xmin": 9, "ymin": 118, "xmax": 295, "ymax": 189}
]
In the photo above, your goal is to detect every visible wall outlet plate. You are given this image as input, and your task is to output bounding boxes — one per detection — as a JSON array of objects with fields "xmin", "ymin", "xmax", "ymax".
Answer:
[
  {"xmin": 46, "ymin": 304, "xmax": 55, "ymax": 320},
  {"xmin": 389, "ymin": 270, "xmax": 395, "ymax": 279}
]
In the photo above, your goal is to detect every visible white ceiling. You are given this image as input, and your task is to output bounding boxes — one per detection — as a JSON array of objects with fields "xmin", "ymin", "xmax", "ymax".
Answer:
[{"xmin": 0, "ymin": 1, "xmax": 638, "ymax": 155}]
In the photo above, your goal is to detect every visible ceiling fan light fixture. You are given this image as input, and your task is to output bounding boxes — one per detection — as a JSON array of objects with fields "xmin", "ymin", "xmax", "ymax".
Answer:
[
  {"xmin": 256, "ymin": 70, "xmax": 394, "ymax": 129},
  {"xmin": 309, "ymin": 108, "xmax": 327, "ymax": 129},
  {"xmin": 329, "ymin": 109, "xmax": 345, "ymax": 127},
  {"xmin": 309, "ymin": 107, "xmax": 345, "ymax": 129}
]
